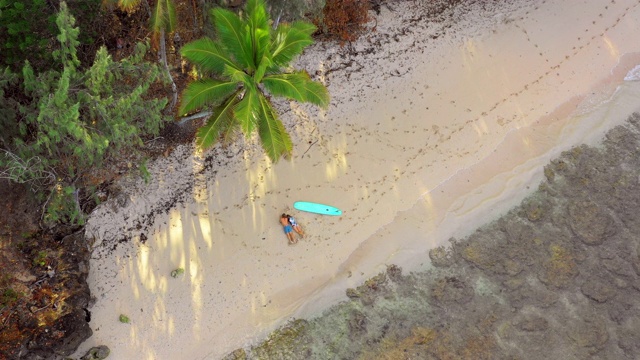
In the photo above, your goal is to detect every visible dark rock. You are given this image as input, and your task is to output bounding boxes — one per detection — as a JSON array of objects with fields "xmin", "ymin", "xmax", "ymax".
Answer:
[
  {"xmin": 630, "ymin": 246, "xmax": 640, "ymax": 276},
  {"xmin": 11, "ymin": 231, "xmax": 93, "ymax": 359},
  {"xmin": 602, "ymin": 257, "xmax": 636, "ymax": 278},
  {"xmin": 581, "ymin": 278, "xmax": 616, "ymax": 303},
  {"xmin": 567, "ymin": 200, "xmax": 616, "ymax": 246},
  {"xmin": 428, "ymin": 246, "xmax": 453, "ymax": 268},
  {"xmin": 430, "ymin": 276, "xmax": 473, "ymax": 305},
  {"xmin": 346, "ymin": 288, "xmax": 360, "ymax": 299},
  {"xmin": 502, "ymin": 278, "xmax": 524, "ymax": 291},
  {"xmin": 538, "ymin": 244, "xmax": 579, "ymax": 288},
  {"xmin": 608, "ymin": 299, "xmax": 633, "ymax": 325},
  {"xmin": 616, "ymin": 316, "xmax": 640, "ymax": 356},
  {"xmin": 348, "ymin": 310, "xmax": 367, "ymax": 336},
  {"xmin": 81, "ymin": 345, "xmax": 110, "ymax": 360},
  {"xmin": 386, "ymin": 264, "xmax": 402, "ymax": 281},
  {"xmin": 514, "ymin": 315, "xmax": 548, "ymax": 332},
  {"xmin": 567, "ymin": 318, "xmax": 609, "ymax": 355},
  {"xmin": 222, "ymin": 348, "xmax": 247, "ymax": 360},
  {"xmin": 522, "ymin": 198, "xmax": 549, "ymax": 222},
  {"xmin": 502, "ymin": 259, "xmax": 522, "ymax": 276}
]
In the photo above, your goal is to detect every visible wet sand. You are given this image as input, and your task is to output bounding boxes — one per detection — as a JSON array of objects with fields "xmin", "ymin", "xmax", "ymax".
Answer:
[{"xmin": 73, "ymin": 0, "xmax": 640, "ymax": 359}]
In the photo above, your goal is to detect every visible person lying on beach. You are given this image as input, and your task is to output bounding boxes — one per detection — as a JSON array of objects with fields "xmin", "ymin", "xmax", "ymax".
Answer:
[
  {"xmin": 280, "ymin": 214, "xmax": 297, "ymax": 244},
  {"xmin": 287, "ymin": 214, "xmax": 304, "ymax": 237}
]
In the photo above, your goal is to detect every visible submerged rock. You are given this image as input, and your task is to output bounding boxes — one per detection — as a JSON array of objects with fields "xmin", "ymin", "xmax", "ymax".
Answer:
[{"xmin": 81, "ymin": 345, "xmax": 110, "ymax": 360}]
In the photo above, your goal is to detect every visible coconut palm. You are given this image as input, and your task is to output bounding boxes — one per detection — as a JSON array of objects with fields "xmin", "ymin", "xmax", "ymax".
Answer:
[{"xmin": 179, "ymin": 0, "xmax": 329, "ymax": 161}]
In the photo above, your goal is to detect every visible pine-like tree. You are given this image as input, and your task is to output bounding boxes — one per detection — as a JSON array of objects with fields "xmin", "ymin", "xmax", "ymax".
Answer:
[{"xmin": 0, "ymin": 2, "xmax": 168, "ymax": 225}]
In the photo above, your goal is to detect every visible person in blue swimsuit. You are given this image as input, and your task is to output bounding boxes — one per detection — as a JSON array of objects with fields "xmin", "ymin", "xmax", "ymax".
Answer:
[
  {"xmin": 287, "ymin": 215, "xmax": 304, "ymax": 237},
  {"xmin": 280, "ymin": 214, "xmax": 296, "ymax": 244}
]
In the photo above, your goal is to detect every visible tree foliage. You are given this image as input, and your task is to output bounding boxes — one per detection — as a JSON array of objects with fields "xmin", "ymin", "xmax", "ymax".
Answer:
[
  {"xmin": 0, "ymin": 0, "xmax": 56, "ymax": 70},
  {"xmin": 180, "ymin": 0, "xmax": 329, "ymax": 161},
  {"xmin": 0, "ymin": 0, "xmax": 107, "ymax": 71},
  {"xmin": 0, "ymin": 2, "xmax": 169, "ymax": 225}
]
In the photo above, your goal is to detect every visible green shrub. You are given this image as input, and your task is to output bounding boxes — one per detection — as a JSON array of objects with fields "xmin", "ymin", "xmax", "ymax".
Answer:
[
  {"xmin": 32, "ymin": 250, "xmax": 47, "ymax": 267},
  {"xmin": 0, "ymin": 2, "xmax": 169, "ymax": 226},
  {"xmin": 0, "ymin": 0, "xmax": 56, "ymax": 71},
  {"xmin": 0, "ymin": 0, "xmax": 105, "ymax": 71}
]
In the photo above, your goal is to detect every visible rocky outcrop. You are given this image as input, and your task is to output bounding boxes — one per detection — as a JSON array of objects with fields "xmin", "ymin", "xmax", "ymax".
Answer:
[{"xmin": 0, "ymin": 230, "xmax": 93, "ymax": 359}]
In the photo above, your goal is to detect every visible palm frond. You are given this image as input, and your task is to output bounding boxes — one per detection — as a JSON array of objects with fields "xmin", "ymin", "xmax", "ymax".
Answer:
[
  {"xmin": 303, "ymin": 78, "xmax": 330, "ymax": 109},
  {"xmin": 262, "ymin": 73, "xmax": 306, "ymax": 102},
  {"xmin": 165, "ymin": 0, "xmax": 177, "ymax": 32},
  {"xmin": 223, "ymin": 64, "xmax": 252, "ymax": 87},
  {"xmin": 245, "ymin": 0, "xmax": 270, "ymax": 67},
  {"xmin": 150, "ymin": 0, "xmax": 164, "ymax": 34},
  {"xmin": 212, "ymin": 8, "xmax": 254, "ymax": 70},
  {"xmin": 252, "ymin": 28, "xmax": 271, "ymax": 75},
  {"xmin": 178, "ymin": 79, "xmax": 238, "ymax": 115},
  {"xmin": 196, "ymin": 94, "xmax": 239, "ymax": 149},
  {"xmin": 271, "ymin": 21, "xmax": 316, "ymax": 66},
  {"xmin": 116, "ymin": 0, "xmax": 140, "ymax": 11},
  {"xmin": 219, "ymin": 121, "xmax": 242, "ymax": 146},
  {"xmin": 253, "ymin": 48, "xmax": 272, "ymax": 83},
  {"xmin": 257, "ymin": 94, "xmax": 292, "ymax": 161},
  {"xmin": 180, "ymin": 38, "xmax": 238, "ymax": 74},
  {"xmin": 234, "ymin": 85, "xmax": 259, "ymax": 136},
  {"xmin": 245, "ymin": 0, "xmax": 269, "ymax": 32},
  {"xmin": 263, "ymin": 72, "xmax": 329, "ymax": 108}
]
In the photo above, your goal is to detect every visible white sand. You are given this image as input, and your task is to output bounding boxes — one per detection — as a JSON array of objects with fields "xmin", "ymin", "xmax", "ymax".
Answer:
[{"xmin": 73, "ymin": 0, "xmax": 640, "ymax": 359}]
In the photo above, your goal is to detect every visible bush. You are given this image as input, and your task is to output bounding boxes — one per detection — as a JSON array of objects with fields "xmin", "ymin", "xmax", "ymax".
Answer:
[
  {"xmin": 322, "ymin": 0, "xmax": 370, "ymax": 43},
  {"xmin": 0, "ymin": 0, "xmax": 107, "ymax": 71},
  {"xmin": 0, "ymin": 0, "xmax": 56, "ymax": 71},
  {"xmin": 0, "ymin": 2, "xmax": 169, "ymax": 226}
]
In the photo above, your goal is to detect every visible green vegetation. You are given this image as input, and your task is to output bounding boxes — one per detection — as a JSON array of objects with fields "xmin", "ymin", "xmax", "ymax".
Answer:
[
  {"xmin": 179, "ymin": 0, "xmax": 329, "ymax": 161},
  {"xmin": 0, "ymin": 0, "xmax": 366, "ymax": 225},
  {"xmin": 0, "ymin": 0, "xmax": 107, "ymax": 71},
  {"xmin": 0, "ymin": 0, "xmax": 366, "ymax": 226},
  {"xmin": 170, "ymin": 267, "xmax": 185, "ymax": 278},
  {"xmin": 0, "ymin": 2, "xmax": 169, "ymax": 225},
  {"xmin": 32, "ymin": 250, "xmax": 48, "ymax": 267},
  {"xmin": 0, "ymin": 288, "xmax": 20, "ymax": 307},
  {"xmin": 0, "ymin": 275, "xmax": 21, "ymax": 308},
  {"xmin": 119, "ymin": 314, "xmax": 130, "ymax": 323},
  {"xmin": 0, "ymin": 0, "xmax": 56, "ymax": 70},
  {"xmin": 104, "ymin": 0, "xmax": 179, "ymax": 110}
]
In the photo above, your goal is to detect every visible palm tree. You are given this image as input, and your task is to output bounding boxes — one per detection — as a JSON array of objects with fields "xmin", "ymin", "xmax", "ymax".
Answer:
[{"xmin": 179, "ymin": 0, "xmax": 329, "ymax": 161}]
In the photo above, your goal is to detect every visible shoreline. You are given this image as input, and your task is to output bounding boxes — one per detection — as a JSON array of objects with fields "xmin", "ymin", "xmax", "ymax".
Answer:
[{"xmin": 73, "ymin": 1, "xmax": 640, "ymax": 359}]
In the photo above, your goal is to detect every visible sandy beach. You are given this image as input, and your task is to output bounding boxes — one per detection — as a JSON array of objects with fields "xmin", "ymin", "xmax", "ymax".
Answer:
[{"xmin": 73, "ymin": 0, "xmax": 640, "ymax": 359}]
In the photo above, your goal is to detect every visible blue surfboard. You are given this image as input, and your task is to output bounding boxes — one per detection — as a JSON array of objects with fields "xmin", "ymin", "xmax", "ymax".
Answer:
[{"xmin": 294, "ymin": 201, "xmax": 342, "ymax": 216}]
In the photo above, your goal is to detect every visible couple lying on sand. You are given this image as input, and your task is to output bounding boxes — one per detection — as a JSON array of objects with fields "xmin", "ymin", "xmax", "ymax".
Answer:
[{"xmin": 280, "ymin": 213, "xmax": 304, "ymax": 244}]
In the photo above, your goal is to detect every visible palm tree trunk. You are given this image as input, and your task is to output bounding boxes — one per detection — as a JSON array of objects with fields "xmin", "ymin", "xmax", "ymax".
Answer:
[
  {"xmin": 177, "ymin": 111, "xmax": 211, "ymax": 125},
  {"xmin": 159, "ymin": 29, "xmax": 178, "ymax": 113}
]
